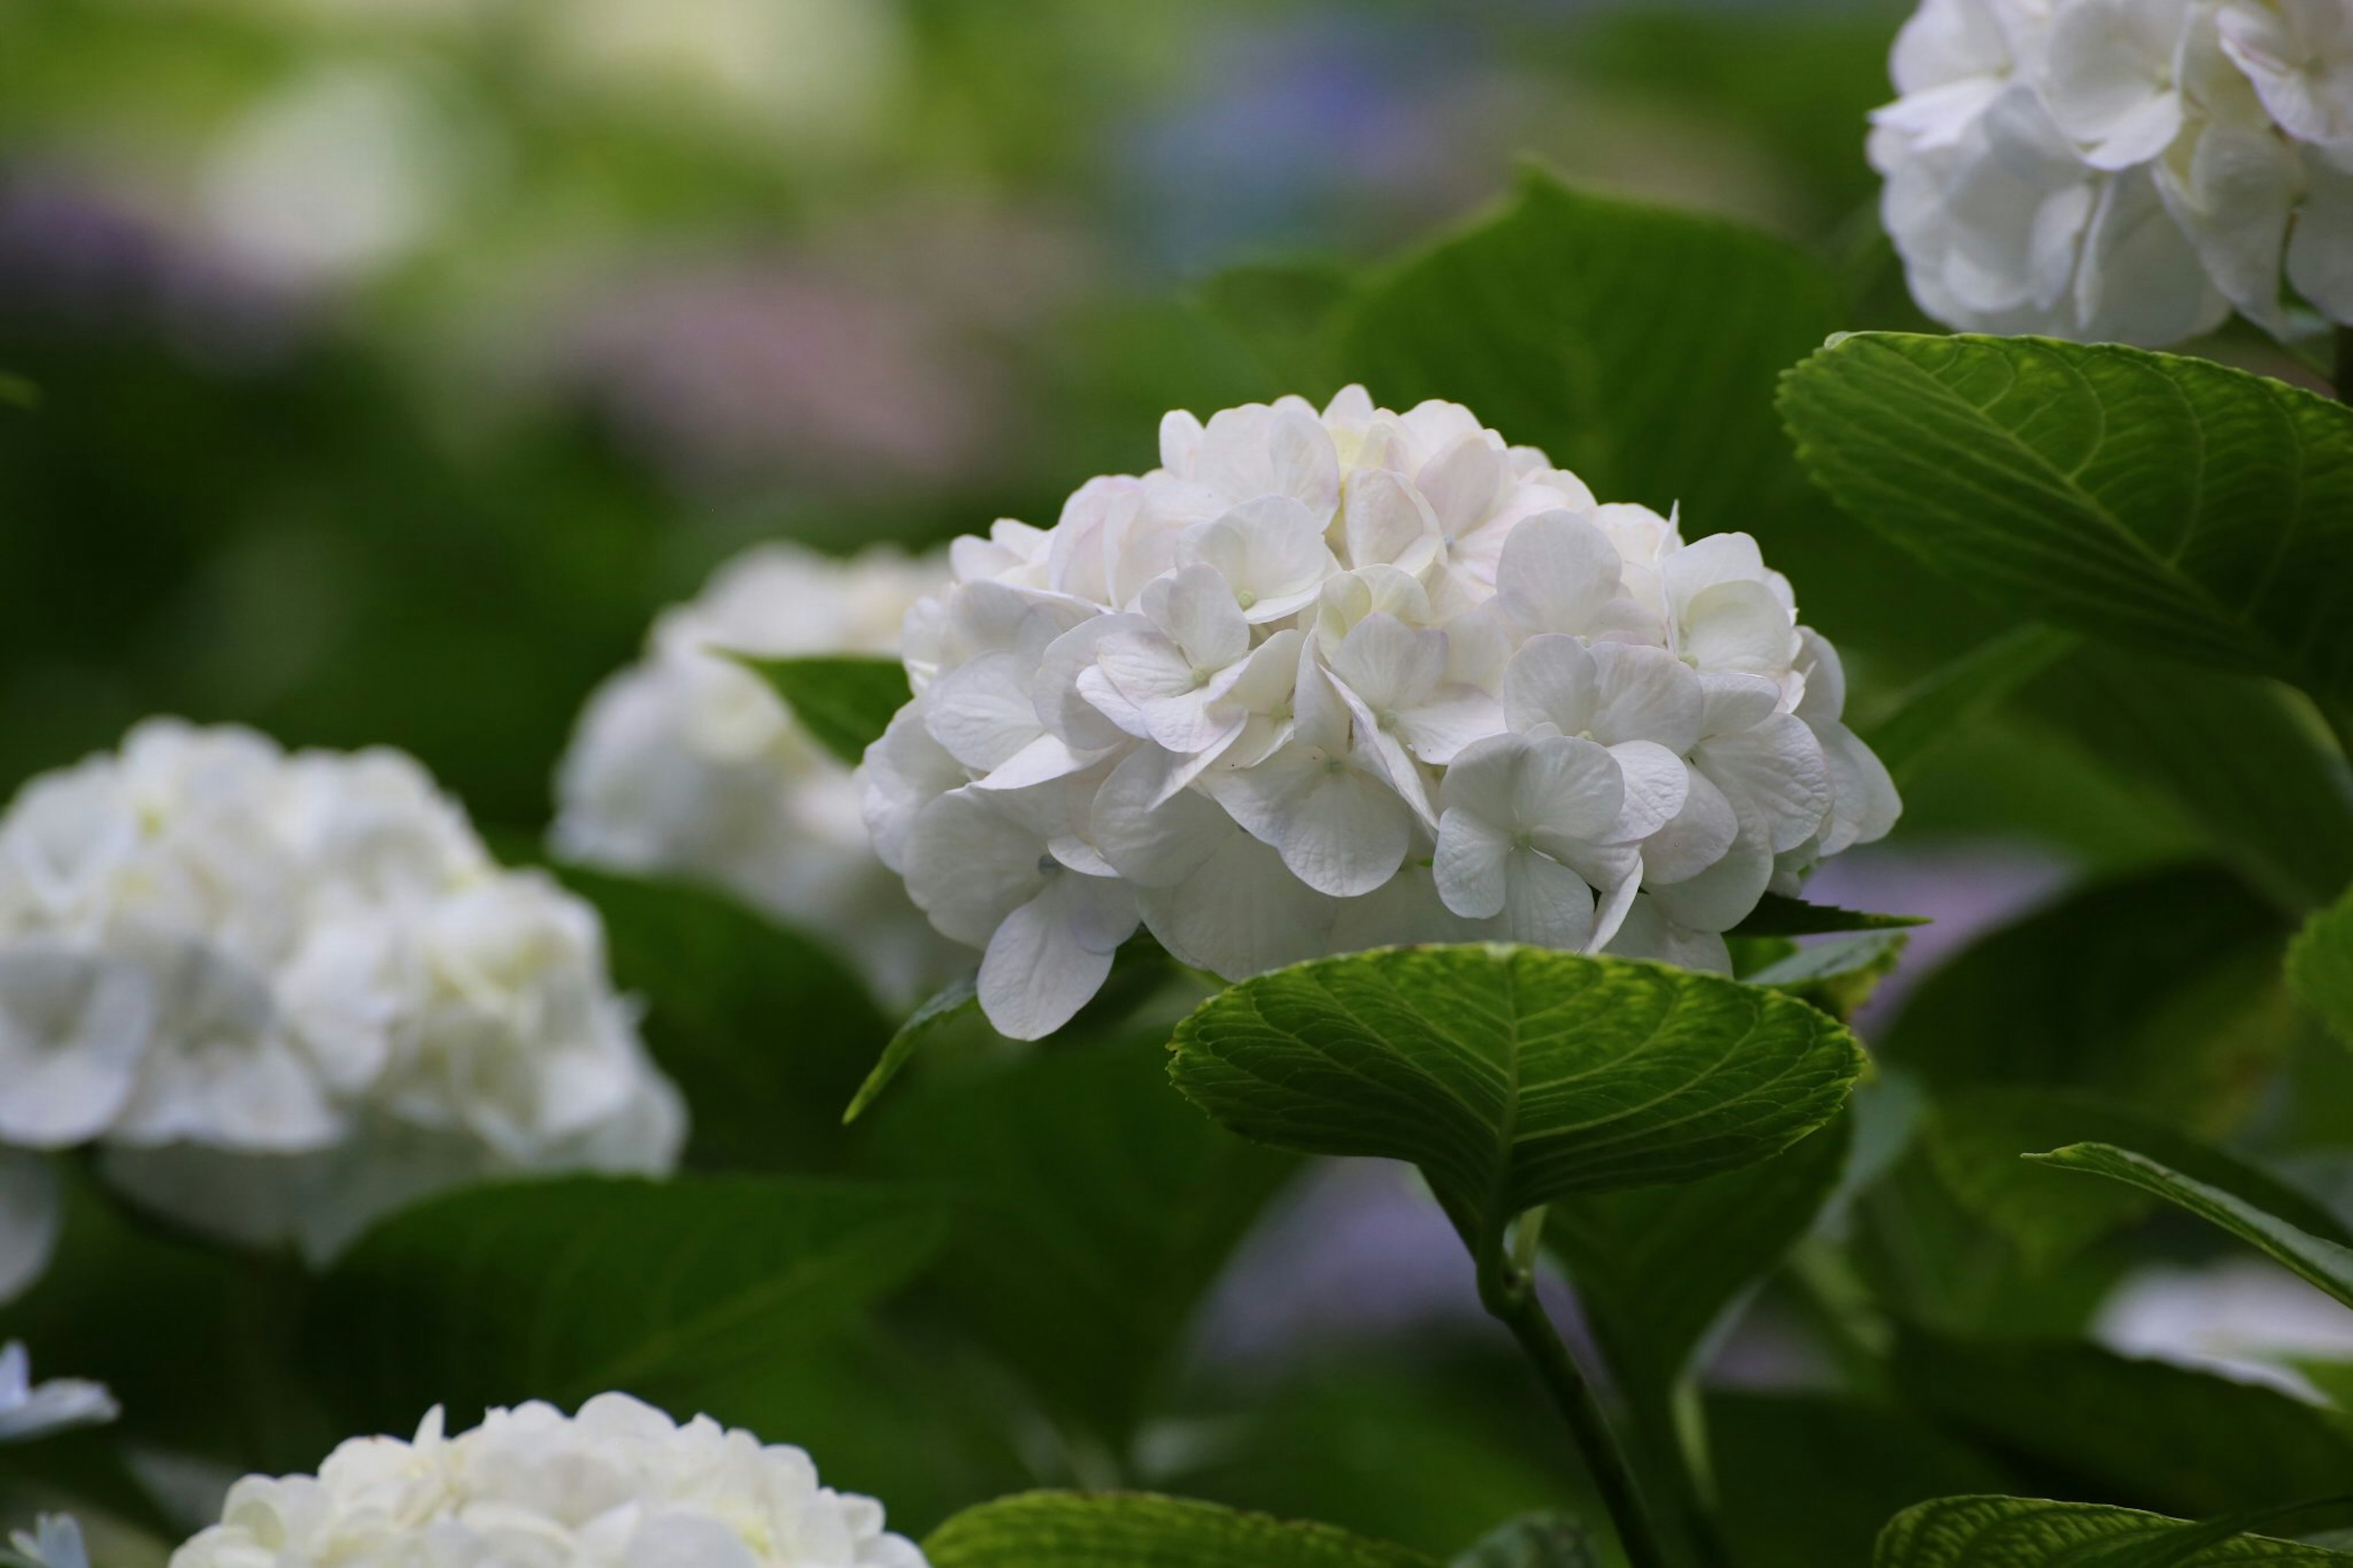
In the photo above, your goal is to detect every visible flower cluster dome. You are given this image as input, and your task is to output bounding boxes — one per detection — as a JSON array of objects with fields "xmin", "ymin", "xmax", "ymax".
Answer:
[
  {"xmin": 863, "ymin": 388, "xmax": 1899, "ymax": 1039},
  {"xmin": 171, "ymin": 1394, "xmax": 925, "ymax": 1568},
  {"xmin": 1873, "ymin": 0, "xmax": 2353, "ymax": 344},
  {"xmin": 0, "ymin": 719, "xmax": 683, "ymax": 1287},
  {"xmin": 555, "ymin": 541, "xmax": 959, "ymax": 1006}
]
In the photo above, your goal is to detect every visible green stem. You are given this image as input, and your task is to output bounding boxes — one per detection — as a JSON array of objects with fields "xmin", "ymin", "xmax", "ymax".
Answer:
[{"xmin": 1464, "ymin": 1211, "xmax": 1674, "ymax": 1568}]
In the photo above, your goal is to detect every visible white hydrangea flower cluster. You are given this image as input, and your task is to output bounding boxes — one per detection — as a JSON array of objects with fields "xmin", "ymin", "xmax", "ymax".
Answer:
[
  {"xmin": 171, "ymin": 1393, "xmax": 926, "ymax": 1568},
  {"xmin": 1872, "ymin": 0, "xmax": 2353, "ymax": 345},
  {"xmin": 555, "ymin": 542, "xmax": 958, "ymax": 1006},
  {"xmin": 0, "ymin": 720, "xmax": 683, "ymax": 1286},
  {"xmin": 863, "ymin": 389, "xmax": 1899, "ymax": 1040}
]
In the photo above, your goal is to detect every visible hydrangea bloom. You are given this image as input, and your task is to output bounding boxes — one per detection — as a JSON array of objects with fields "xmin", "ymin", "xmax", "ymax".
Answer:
[
  {"xmin": 0, "ymin": 720, "xmax": 683, "ymax": 1275},
  {"xmin": 555, "ymin": 542, "xmax": 958, "ymax": 1005},
  {"xmin": 1871, "ymin": 0, "xmax": 2353, "ymax": 344},
  {"xmin": 171, "ymin": 1394, "xmax": 925, "ymax": 1568},
  {"xmin": 7, "ymin": 1515, "xmax": 88, "ymax": 1568},
  {"xmin": 0, "ymin": 1343, "xmax": 116, "ymax": 1444},
  {"xmin": 862, "ymin": 390, "xmax": 1899, "ymax": 1039}
]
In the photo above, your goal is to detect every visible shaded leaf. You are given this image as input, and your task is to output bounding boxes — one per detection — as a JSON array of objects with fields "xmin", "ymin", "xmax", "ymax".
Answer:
[
  {"xmin": 304, "ymin": 1175, "xmax": 945, "ymax": 1434},
  {"xmin": 2028, "ymin": 1143, "xmax": 2353, "ymax": 1311},
  {"xmin": 1892, "ymin": 1331, "xmax": 2353, "ymax": 1517},
  {"xmin": 1860, "ymin": 627, "xmax": 2080, "ymax": 784},
  {"xmin": 1168, "ymin": 947, "xmax": 1863, "ymax": 1241},
  {"xmin": 559, "ymin": 866, "xmax": 890, "ymax": 1170},
  {"xmin": 2289, "ymin": 884, "xmax": 2353, "ymax": 1048},
  {"xmin": 1877, "ymin": 1494, "xmax": 2353, "ymax": 1568},
  {"xmin": 1451, "ymin": 1513, "xmax": 1599, "ymax": 1568},
  {"xmin": 845, "ymin": 971, "xmax": 979, "ymax": 1125},
  {"xmin": 926, "ymin": 1492, "xmax": 1436, "ymax": 1568},
  {"xmin": 1729, "ymin": 895, "xmax": 1928, "ymax": 937},
  {"xmin": 737, "ymin": 654, "xmax": 911, "ymax": 768},
  {"xmin": 1199, "ymin": 262, "xmax": 1355, "ymax": 400},
  {"xmin": 1744, "ymin": 933, "xmax": 1909, "ymax": 1020},
  {"xmin": 1780, "ymin": 333, "xmax": 2353, "ymax": 709}
]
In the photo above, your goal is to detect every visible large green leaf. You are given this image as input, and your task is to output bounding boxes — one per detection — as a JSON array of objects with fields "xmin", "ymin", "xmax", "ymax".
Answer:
[
  {"xmin": 559, "ymin": 866, "xmax": 890, "ymax": 1170},
  {"xmin": 1881, "ymin": 865, "xmax": 2295, "ymax": 1138},
  {"xmin": 1877, "ymin": 1495, "xmax": 2353, "ymax": 1568},
  {"xmin": 2289, "ymin": 884, "xmax": 2353, "ymax": 1048},
  {"xmin": 1892, "ymin": 1333, "xmax": 2353, "ymax": 1517},
  {"xmin": 1743, "ymin": 933, "xmax": 1909, "ymax": 1021},
  {"xmin": 303, "ymin": 1175, "xmax": 945, "ymax": 1433},
  {"xmin": 2028, "ymin": 1143, "xmax": 2353, "ymax": 1310},
  {"xmin": 1920, "ymin": 1089, "xmax": 2351, "ymax": 1271},
  {"xmin": 1167, "ymin": 947, "xmax": 1863, "ymax": 1241},
  {"xmin": 737, "ymin": 654, "xmax": 912, "ymax": 768},
  {"xmin": 1859, "ymin": 627, "xmax": 2080, "ymax": 784},
  {"xmin": 1199, "ymin": 261, "xmax": 1355, "ymax": 401},
  {"xmin": 925, "ymin": 1493, "xmax": 1436, "ymax": 1568},
  {"xmin": 1780, "ymin": 333, "xmax": 2353, "ymax": 711},
  {"xmin": 863, "ymin": 1034, "xmax": 1294, "ymax": 1448}
]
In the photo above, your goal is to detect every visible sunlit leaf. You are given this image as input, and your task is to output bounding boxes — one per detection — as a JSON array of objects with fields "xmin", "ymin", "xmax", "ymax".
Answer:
[{"xmin": 1877, "ymin": 1494, "xmax": 2353, "ymax": 1568}]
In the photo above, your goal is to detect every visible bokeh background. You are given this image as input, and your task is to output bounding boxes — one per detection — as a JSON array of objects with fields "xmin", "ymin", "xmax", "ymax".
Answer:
[{"xmin": 9, "ymin": 2, "xmax": 2353, "ymax": 1563}]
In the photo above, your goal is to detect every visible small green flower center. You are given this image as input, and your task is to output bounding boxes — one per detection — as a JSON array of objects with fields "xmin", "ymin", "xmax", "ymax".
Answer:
[{"xmin": 1236, "ymin": 589, "xmax": 1258, "ymax": 610}]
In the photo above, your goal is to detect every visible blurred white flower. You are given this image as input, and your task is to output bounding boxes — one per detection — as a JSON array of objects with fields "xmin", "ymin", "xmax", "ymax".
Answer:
[
  {"xmin": 554, "ymin": 542, "xmax": 960, "ymax": 1006},
  {"xmin": 864, "ymin": 388, "xmax": 1896, "ymax": 1038},
  {"xmin": 171, "ymin": 1393, "xmax": 925, "ymax": 1568},
  {"xmin": 7, "ymin": 1515, "xmax": 88, "ymax": 1568},
  {"xmin": 2099, "ymin": 1257, "xmax": 2353, "ymax": 1401},
  {"xmin": 0, "ymin": 1343, "xmax": 116, "ymax": 1444},
  {"xmin": 0, "ymin": 720, "xmax": 683, "ymax": 1274},
  {"xmin": 1873, "ymin": 0, "xmax": 2353, "ymax": 343}
]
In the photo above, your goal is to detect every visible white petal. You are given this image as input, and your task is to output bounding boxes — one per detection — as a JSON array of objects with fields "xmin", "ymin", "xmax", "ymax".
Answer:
[
  {"xmin": 1606, "ymin": 894, "xmax": 1735, "ymax": 974},
  {"xmin": 1646, "ymin": 798, "xmax": 1776, "ymax": 934},
  {"xmin": 904, "ymin": 788, "xmax": 1050, "ymax": 947},
  {"xmin": 2219, "ymin": 0, "xmax": 2353, "ymax": 148},
  {"xmin": 1160, "ymin": 408, "xmax": 1204, "ymax": 475},
  {"xmin": 976, "ymin": 732, "xmax": 1096, "ymax": 793},
  {"xmin": 1696, "ymin": 713, "xmax": 1833, "ymax": 854},
  {"xmin": 2074, "ymin": 165, "xmax": 2230, "ymax": 346},
  {"xmin": 1342, "ymin": 468, "xmax": 1442, "ymax": 574},
  {"xmin": 1280, "ymin": 768, "xmax": 1412, "ymax": 897},
  {"xmin": 1396, "ymin": 689, "xmax": 1505, "ymax": 766},
  {"xmin": 0, "ymin": 944, "xmax": 154, "ymax": 1148},
  {"xmin": 1434, "ymin": 810, "xmax": 1512, "ymax": 919},
  {"xmin": 1415, "ymin": 433, "xmax": 1506, "ymax": 537},
  {"xmin": 0, "ymin": 1153, "xmax": 59, "ymax": 1305},
  {"xmin": 1643, "ymin": 768, "xmax": 1741, "ymax": 885},
  {"xmin": 1699, "ymin": 671, "xmax": 1784, "ymax": 737},
  {"xmin": 1605, "ymin": 740, "xmax": 1691, "ymax": 842},
  {"xmin": 1093, "ymin": 747, "xmax": 1233, "ymax": 888},
  {"xmin": 1138, "ymin": 832, "xmax": 1338, "ymax": 980},
  {"xmin": 1683, "ymin": 580, "xmax": 1795, "ymax": 676},
  {"xmin": 1032, "ymin": 615, "xmax": 1137, "ymax": 753},
  {"xmin": 2041, "ymin": 0, "xmax": 2190, "ymax": 169},
  {"xmin": 1194, "ymin": 496, "xmax": 1340, "ymax": 622},
  {"xmin": 1588, "ymin": 643, "xmax": 1704, "ymax": 751},
  {"xmin": 1518, "ymin": 734, "xmax": 1626, "ymax": 845},
  {"xmin": 2290, "ymin": 148, "xmax": 2353, "ymax": 324},
  {"xmin": 1814, "ymin": 718, "xmax": 1903, "ymax": 855},
  {"xmin": 1495, "ymin": 511, "xmax": 1624, "ymax": 637},
  {"xmin": 1328, "ymin": 612, "xmax": 1445, "ymax": 711},
  {"xmin": 976, "ymin": 876, "xmax": 1137, "ymax": 1040},
  {"xmin": 925, "ymin": 651, "xmax": 1047, "ymax": 773},
  {"xmin": 1438, "ymin": 732, "xmax": 1532, "ymax": 828},
  {"xmin": 1502, "ymin": 635, "xmax": 1600, "ymax": 736},
  {"xmin": 1502, "ymin": 849, "xmax": 1598, "ymax": 950},
  {"xmin": 1142, "ymin": 562, "xmax": 1252, "ymax": 669}
]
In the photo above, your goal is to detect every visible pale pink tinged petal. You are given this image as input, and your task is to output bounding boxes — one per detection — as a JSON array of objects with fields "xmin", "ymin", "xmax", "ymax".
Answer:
[
  {"xmin": 1143, "ymin": 562, "xmax": 1252, "ymax": 668},
  {"xmin": 1588, "ymin": 643, "xmax": 1705, "ymax": 751},
  {"xmin": 1502, "ymin": 849, "xmax": 1598, "ymax": 951},
  {"xmin": 1642, "ymin": 770, "xmax": 1741, "ymax": 885},
  {"xmin": 1698, "ymin": 671, "xmax": 1784, "ymax": 737},
  {"xmin": 1605, "ymin": 740, "xmax": 1691, "ymax": 841},
  {"xmin": 1696, "ymin": 713, "xmax": 1833, "ymax": 854},
  {"xmin": 1047, "ymin": 477, "xmax": 1140, "ymax": 602},
  {"xmin": 0, "ymin": 1151, "xmax": 59, "ymax": 1303},
  {"xmin": 1683, "ymin": 580, "xmax": 1796, "ymax": 675},
  {"xmin": 1814, "ymin": 719, "xmax": 1903, "ymax": 854},
  {"xmin": 1033, "ymin": 616, "xmax": 1138, "ymax": 752},
  {"xmin": 1434, "ymin": 810, "xmax": 1514, "ymax": 919},
  {"xmin": 1415, "ymin": 433, "xmax": 1507, "ymax": 537},
  {"xmin": 1502, "ymin": 634, "xmax": 1600, "ymax": 735},
  {"xmin": 1495, "ymin": 510, "xmax": 1626, "ymax": 635},
  {"xmin": 1140, "ymin": 832, "xmax": 1339, "ymax": 979},
  {"xmin": 1517, "ymin": 734, "xmax": 1625, "ymax": 844},
  {"xmin": 1094, "ymin": 747, "xmax": 1234, "ymax": 887},
  {"xmin": 1439, "ymin": 732, "xmax": 1533, "ymax": 826},
  {"xmin": 2290, "ymin": 151, "xmax": 2353, "ymax": 323},
  {"xmin": 1645, "ymin": 802, "xmax": 1776, "ymax": 934},
  {"xmin": 1330, "ymin": 613, "xmax": 1445, "ymax": 710},
  {"xmin": 903, "ymin": 788, "xmax": 1050, "ymax": 947},
  {"xmin": 925, "ymin": 651, "xmax": 1047, "ymax": 772},
  {"xmin": 1266, "ymin": 406, "xmax": 1344, "ymax": 520},
  {"xmin": 977, "ymin": 881, "xmax": 1130, "ymax": 1040},
  {"xmin": 1607, "ymin": 895, "xmax": 1734, "ymax": 974},
  {"xmin": 1159, "ymin": 409, "xmax": 1205, "ymax": 475},
  {"xmin": 1281, "ymin": 767, "xmax": 1412, "ymax": 897},
  {"xmin": 1396, "ymin": 689, "xmax": 1504, "ymax": 765},
  {"xmin": 1343, "ymin": 469, "xmax": 1443, "ymax": 574}
]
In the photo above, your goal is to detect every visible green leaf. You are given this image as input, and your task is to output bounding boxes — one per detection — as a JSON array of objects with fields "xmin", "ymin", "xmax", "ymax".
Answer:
[
  {"xmin": 1877, "ymin": 1495, "xmax": 2353, "ymax": 1568},
  {"xmin": 1922, "ymin": 1089, "xmax": 2351, "ymax": 1270},
  {"xmin": 1892, "ymin": 1331, "xmax": 2353, "ymax": 1517},
  {"xmin": 1168, "ymin": 947, "xmax": 1863, "ymax": 1244},
  {"xmin": 2289, "ymin": 884, "xmax": 2353, "ymax": 1048},
  {"xmin": 1729, "ymin": 894, "xmax": 1928, "ymax": 937},
  {"xmin": 1451, "ymin": 1513, "xmax": 1600, "ymax": 1568},
  {"xmin": 558, "ymin": 866, "xmax": 890, "ymax": 1171},
  {"xmin": 1199, "ymin": 260, "xmax": 1356, "ymax": 400},
  {"xmin": 2028, "ymin": 1143, "xmax": 2353, "ymax": 1311},
  {"xmin": 736, "ymin": 654, "xmax": 911, "ymax": 768},
  {"xmin": 864, "ymin": 1034, "xmax": 1292, "ymax": 1445},
  {"xmin": 1547, "ymin": 1116, "xmax": 1851, "ymax": 1404},
  {"xmin": 303, "ymin": 1175, "xmax": 945, "ymax": 1433},
  {"xmin": 1743, "ymin": 932, "xmax": 1909, "ymax": 1020},
  {"xmin": 1708, "ymin": 1395, "xmax": 2017, "ymax": 1568},
  {"xmin": 1779, "ymin": 333, "xmax": 2353, "ymax": 710},
  {"xmin": 925, "ymin": 1493, "xmax": 1437, "ymax": 1568},
  {"xmin": 1859, "ymin": 627, "xmax": 2081, "ymax": 784},
  {"xmin": 1881, "ymin": 865, "xmax": 2297, "ymax": 1138},
  {"xmin": 844, "ymin": 971, "xmax": 979, "ymax": 1124}
]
